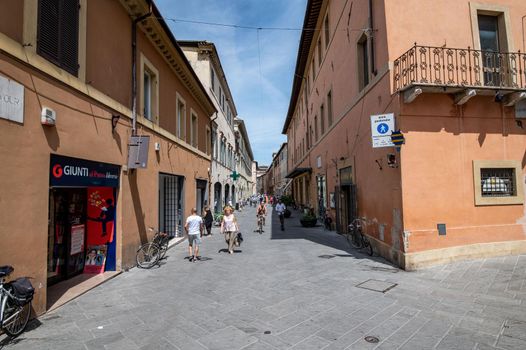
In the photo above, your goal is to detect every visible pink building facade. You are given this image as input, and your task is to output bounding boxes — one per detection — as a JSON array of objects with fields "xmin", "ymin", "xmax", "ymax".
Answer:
[{"xmin": 283, "ymin": 0, "xmax": 526, "ymax": 269}]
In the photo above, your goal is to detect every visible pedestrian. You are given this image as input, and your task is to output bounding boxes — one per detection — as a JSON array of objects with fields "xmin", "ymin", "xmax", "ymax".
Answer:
[
  {"xmin": 221, "ymin": 206, "xmax": 239, "ymax": 254},
  {"xmin": 276, "ymin": 199, "xmax": 286, "ymax": 231},
  {"xmin": 185, "ymin": 208, "xmax": 203, "ymax": 262},
  {"xmin": 202, "ymin": 206, "xmax": 213, "ymax": 236}
]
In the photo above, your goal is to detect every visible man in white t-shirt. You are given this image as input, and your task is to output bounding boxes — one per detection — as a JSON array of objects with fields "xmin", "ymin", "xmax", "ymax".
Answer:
[{"xmin": 185, "ymin": 208, "xmax": 203, "ymax": 262}]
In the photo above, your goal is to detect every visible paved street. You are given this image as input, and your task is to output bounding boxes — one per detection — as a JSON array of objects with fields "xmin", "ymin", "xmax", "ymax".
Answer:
[{"xmin": 2, "ymin": 206, "xmax": 526, "ymax": 350}]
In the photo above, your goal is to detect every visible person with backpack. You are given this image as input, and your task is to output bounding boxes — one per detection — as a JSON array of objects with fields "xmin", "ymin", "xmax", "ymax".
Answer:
[{"xmin": 202, "ymin": 206, "xmax": 213, "ymax": 236}]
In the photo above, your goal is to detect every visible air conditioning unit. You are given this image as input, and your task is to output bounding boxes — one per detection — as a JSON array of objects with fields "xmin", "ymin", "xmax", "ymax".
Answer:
[{"xmin": 41, "ymin": 107, "xmax": 56, "ymax": 126}]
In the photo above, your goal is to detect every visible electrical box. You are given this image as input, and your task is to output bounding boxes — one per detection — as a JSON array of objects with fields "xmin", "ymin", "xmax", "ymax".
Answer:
[
  {"xmin": 154, "ymin": 142, "xmax": 161, "ymax": 151},
  {"xmin": 127, "ymin": 135, "xmax": 150, "ymax": 169},
  {"xmin": 41, "ymin": 107, "xmax": 56, "ymax": 126}
]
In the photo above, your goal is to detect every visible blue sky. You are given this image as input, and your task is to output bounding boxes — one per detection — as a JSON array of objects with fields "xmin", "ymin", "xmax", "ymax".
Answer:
[{"xmin": 155, "ymin": 0, "xmax": 307, "ymax": 165}]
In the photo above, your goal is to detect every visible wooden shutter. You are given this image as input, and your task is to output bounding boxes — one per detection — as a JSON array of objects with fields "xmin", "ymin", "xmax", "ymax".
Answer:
[{"xmin": 37, "ymin": 0, "xmax": 79, "ymax": 76}]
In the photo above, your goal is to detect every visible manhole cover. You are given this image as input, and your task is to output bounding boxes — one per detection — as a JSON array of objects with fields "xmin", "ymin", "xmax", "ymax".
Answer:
[
  {"xmin": 318, "ymin": 255, "xmax": 335, "ymax": 259},
  {"xmin": 365, "ymin": 336, "xmax": 379, "ymax": 343},
  {"xmin": 356, "ymin": 279, "xmax": 397, "ymax": 293},
  {"xmin": 264, "ymin": 331, "xmax": 271, "ymax": 334}
]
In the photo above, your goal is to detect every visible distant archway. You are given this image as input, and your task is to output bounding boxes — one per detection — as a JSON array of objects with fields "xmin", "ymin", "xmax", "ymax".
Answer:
[
  {"xmin": 214, "ymin": 182, "xmax": 222, "ymax": 213},
  {"xmin": 224, "ymin": 184, "xmax": 230, "ymax": 207}
]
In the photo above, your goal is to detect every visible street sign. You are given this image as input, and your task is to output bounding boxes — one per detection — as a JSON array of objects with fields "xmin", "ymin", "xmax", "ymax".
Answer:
[{"xmin": 370, "ymin": 113, "xmax": 395, "ymax": 148}]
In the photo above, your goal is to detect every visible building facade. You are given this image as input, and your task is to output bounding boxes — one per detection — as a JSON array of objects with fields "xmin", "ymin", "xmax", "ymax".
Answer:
[
  {"xmin": 283, "ymin": 0, "xmax": 526, "ymax": 269},
  {"xmin": 234, "ymin": 118, "xmax": 255, "ymax": 203},
  {"xmin": 0, "ymin": 0, "xmax": 215, "ymax": 314},
  {"xmin": 179, "ymin": 41, "xmax": 239, "ymax": 214}
]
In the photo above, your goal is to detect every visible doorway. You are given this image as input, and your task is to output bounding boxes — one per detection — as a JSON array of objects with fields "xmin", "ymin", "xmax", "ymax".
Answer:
[{"xmin": 47, "ymin": 188, "xmax": 87, "ymax": 286}]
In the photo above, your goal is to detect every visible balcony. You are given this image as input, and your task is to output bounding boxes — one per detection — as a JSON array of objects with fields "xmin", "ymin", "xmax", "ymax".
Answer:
[{"xmin": 393, "ymin": 44, "xmax": 526, "ymax": 105}]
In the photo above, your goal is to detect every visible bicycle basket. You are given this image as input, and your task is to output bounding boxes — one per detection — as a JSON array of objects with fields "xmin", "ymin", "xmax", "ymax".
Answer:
[{"xmin": 9, "ymin": 278, "xmax": 35, "ymax": 305}]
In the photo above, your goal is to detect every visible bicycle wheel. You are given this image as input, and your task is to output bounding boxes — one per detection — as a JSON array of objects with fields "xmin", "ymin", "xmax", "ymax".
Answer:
[
  {"xmin": 362, "ymin": 235, "xmax": 373, "ymax": 256},
  {"xmin": 346, "ymin": 231, "xmax": 362, "ymax": 249},
  {"xmin": 3, "ymin": 297, "xmax": 31, "ymax": 337},
  {"xmin": 136, "ymin": 243, "xmax": 160, "ymax": 268}
]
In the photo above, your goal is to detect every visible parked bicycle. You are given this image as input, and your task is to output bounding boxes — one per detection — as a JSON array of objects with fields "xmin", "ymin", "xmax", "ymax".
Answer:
[
  {"xmin": 136, "ymin": 227, "xmax": 169, "ymax": 269},
  {"xmin": 0, "ymin": 266, "xmax": 34, "ymax": 337},
  {"xmin": 346, "ymin": 218, "xmax": 373, "ymax": 256}
]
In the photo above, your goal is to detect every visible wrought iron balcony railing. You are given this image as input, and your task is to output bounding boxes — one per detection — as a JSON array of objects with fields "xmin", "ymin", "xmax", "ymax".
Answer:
[{"xmin": 393, "ymin": 44, "xmax": 526, "ymax": 92}]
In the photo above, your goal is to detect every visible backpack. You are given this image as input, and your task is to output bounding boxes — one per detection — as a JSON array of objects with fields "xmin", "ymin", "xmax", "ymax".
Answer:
[{"xmin": 9, "ymin": 277, "xmax": 35, "ymax": 306}]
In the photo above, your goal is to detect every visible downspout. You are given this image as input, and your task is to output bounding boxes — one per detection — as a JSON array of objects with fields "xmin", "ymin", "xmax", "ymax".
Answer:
[
  {"xmin": 131, "ymin": 4, "xmax": 153, "ymax": 136},
  {"xmin": 522, "ymin": 15, "xmax": 526, "ymax": 52},
  {"xmin": 368, "ymin": 0, "xmax": 376, "ymax": 75}
]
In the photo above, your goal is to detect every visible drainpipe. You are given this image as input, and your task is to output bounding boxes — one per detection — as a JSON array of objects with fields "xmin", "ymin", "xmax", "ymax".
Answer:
[
  {"xmin": 368, "ymin": 0, "xmax": 376, "ymax": 75},
  {"xmin": 208, "ymin": 113, "xmax": 218, "ymax": 209},
  {"xmin": 131, "ymin": 4, "xmax": 152, "ymax": 136},
  {"xmin": 522, "ymin": 15, "xmax": 526, "ymax": 52}
]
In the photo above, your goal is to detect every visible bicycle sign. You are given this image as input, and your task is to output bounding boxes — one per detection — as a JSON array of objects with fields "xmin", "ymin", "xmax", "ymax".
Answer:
[{"xmin": 370, "ymin": 113, "xmax": 395, "ymax": 148}]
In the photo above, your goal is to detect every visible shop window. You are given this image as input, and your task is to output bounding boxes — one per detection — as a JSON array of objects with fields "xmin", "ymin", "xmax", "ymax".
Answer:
[
  {"xmin": 140, "ymin": 54, "xmax": 159, "ymax": 123},
  {"xmin": 190, "ymin": 111, "xmax": 198, "ymax": 148},
  {"xmin": 176, "ymin": 94, "xmax": 186, "ymax": 140},
  {"xmin": 314, "ymin": 115, "xmax": 318, "ymax": 141},
  {"xmin": 357, "ymin": 34, "xmax": 369, "ymax": 90},
  {"xmin": 210, "ymin": 67, "xmax": 216, "ymax": 93},
  {"xmin": 37, "ymin": 0, "xmax": 79, "ymax": 76},
  {"xmin": 473, "ymin": 160, "xmax": 524, "ymax": 205}
]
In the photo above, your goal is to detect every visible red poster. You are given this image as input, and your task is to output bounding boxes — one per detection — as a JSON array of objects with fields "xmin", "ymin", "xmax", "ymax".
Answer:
[{"xmin": 87, "ymin": 187, "xmax": 115, "ymax": 245}]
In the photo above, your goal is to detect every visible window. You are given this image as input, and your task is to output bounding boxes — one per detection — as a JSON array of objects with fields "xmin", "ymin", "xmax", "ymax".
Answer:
[
  {"xmin": 190, "ymin": 111, "xmax": 198, "ymax": 148},
  {"xmin": 478, "ymin": 14, "xmax": 501, "ymax": 85},
  {"xmin": 143, "ymin": 70, "xmax": 152, "ymax": 120},
  {"xmin": 37, "ymin": 0, "xmax": 79, "ymax": 76},
  {"xmin": 314, "ymin": 116, "xmax": 318, "ymax": 141},
  {"xmin": 324, "ymin": 14, "xmax": 330, "ymax": 50},
  {"xmin": 320, "ymin": 104, "xmax": 325, "ymax": 135},
  {"xmin": 211, "ymin": 67, "xmax": 216, "ymax": 92},
  {"xmin": 140, "ymin": 54, "xmax": 159, "ymax": 123},
  {"xmin": 317, "ymin": 38, "xmax": 322, "ymax": 67},
  {"xmin": 176, "ymin": 95, "xmax": 186, "ymax": 140},
  {"xmin": 327, "ymin": 90, "xmax": 333, "ymax": 126},
  {"xmin": 358, "ymin": 34, "xmax": 369, "ymax": 90},
  {"xmin": 212, "ymin": 129, "xmax": 217, "ymax": 159},
  {"xmin": 473, "ymin": 160, "xmax": 524, "ymax": 205},
  {"xmin": 481, "ymin": 168, "xmax": 515, "ymax": 197}
]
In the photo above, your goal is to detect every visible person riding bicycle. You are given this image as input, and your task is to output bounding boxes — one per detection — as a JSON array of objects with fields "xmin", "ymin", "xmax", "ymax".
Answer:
[
  {"xmin": 276, "ymin": 199, "xmax": 286, "ymax": 231},
  {"xmin": 256, "ymin": 200, "xmax": 267, "ymax": 227}
]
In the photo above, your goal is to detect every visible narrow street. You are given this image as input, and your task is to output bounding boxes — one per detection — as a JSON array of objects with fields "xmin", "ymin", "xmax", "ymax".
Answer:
[{"xmin": 2, "ymin": 206, "xmax": 526, "ymax": 350}]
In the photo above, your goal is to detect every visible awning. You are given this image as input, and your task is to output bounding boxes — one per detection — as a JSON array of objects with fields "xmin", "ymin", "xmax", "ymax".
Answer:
[{"xmin": 285, "ymin": 167, "xmax": 312, "ymax": 179}]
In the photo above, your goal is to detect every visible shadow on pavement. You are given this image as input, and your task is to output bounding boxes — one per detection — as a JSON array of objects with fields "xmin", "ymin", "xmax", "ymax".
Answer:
[{"xmin": 270, "ymin": 209, "xmax": 393, "ymax": 266}]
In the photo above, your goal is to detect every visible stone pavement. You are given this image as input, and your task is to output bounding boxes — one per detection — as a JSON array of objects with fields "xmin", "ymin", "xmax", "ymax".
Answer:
[{"xmin": 2, "ymin": 206, "xmax": 526, "ymax": 349}]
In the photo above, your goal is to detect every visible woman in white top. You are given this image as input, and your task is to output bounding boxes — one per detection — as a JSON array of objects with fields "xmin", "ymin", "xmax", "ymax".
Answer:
[{"xmin": 221, "ymin": 206, "xmax": 238, "ymax": 254}]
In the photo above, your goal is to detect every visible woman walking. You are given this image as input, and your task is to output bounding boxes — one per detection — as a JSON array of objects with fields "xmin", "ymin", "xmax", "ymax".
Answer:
[
  {"xmin": 221, "ymin": 206, "xmax": 239, "ymax": 254},
  {"xmin": 202, "ymin": 206, "xmax": 213, "ymax": 236}
]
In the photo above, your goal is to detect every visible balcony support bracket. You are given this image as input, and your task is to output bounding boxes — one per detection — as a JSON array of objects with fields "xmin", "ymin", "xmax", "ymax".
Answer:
[
  {"xmin": 403, "ymin": 87, "xmax": 422, "ymax": 104},
  {"xmin": 454, "ymin": 89, "xmax": 477, "ymax": 105},
  {"xmin": 503, "ymin": 92, "xmax": 526, "ymax": 107}
]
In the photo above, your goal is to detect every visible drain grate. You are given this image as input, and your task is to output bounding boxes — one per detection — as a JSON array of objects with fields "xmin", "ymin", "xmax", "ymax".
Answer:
[
  {"xmin": 356, "ymin": 279, "xmax": 397, "ymax": 293},
  {"xmin": 318, "ymin": 255, "xmax": 335, "ymax": 259}
]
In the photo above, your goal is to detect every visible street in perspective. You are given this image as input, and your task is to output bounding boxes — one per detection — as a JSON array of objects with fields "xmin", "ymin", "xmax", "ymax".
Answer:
[{"xmin": 1, "ymin": 0, "xmax": 526, "ymax": 349}]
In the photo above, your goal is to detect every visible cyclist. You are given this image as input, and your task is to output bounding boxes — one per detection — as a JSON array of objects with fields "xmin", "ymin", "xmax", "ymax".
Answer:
[
  {"xmin": 256, "ymin": 200, "xmax": 267, "ymax": 227},
  {"xmin": 276, "ymin": 199, "xmax": 286, "ymax": 231}
]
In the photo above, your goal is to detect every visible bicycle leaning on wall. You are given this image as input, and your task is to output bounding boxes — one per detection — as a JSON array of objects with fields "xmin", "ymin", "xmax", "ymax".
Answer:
[
  {"xmin": 0, "ymin": 265, "xmax": 34, "ymax": 337},
  {"xmin": 136, "ymin": 227, "xmax": 170, "ymax": 269},
  {"xmin": 346, "ymin": 217, "xmax": 374, "ymax": 256}
]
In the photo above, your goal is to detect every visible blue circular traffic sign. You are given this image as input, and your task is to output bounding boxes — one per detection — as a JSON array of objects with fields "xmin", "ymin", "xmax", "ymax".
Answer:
[{"xmin": 377, "ymin": 123, "xmax": 389, "ymax": 134}]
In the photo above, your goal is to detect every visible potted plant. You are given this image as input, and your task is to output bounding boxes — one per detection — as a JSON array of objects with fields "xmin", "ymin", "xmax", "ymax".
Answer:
[{"xmin": 300, "ymin": 212, "xmax": 317, "ymax": 227}]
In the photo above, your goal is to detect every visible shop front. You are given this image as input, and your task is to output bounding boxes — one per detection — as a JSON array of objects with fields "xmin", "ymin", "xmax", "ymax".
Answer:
[{"xmin": 47, "ymin": 154, "xmax": 120, "ymax": 286}]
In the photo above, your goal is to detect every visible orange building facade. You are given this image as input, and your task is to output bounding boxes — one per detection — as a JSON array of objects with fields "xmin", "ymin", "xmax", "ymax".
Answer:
[
  {"xmin": 0, "ymin": 0, "xmax": 215, "ymax": 314},
  {"xmin": 283, "ymin": 0, "xmax": 526, "ymax": 269}
]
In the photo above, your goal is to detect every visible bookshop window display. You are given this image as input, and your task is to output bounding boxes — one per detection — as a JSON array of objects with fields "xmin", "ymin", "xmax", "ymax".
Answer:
[{"xmin": 47, "ymin": 155, "xmax": 120, "ymax": 285}]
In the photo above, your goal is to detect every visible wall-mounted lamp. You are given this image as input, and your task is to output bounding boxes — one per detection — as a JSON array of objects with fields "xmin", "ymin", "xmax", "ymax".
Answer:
[
  {"xmin": 387, "ymin": 153, "xmax": 398, "ymax": 168},
  {"xmin": 494, "ymin": 92, "xmax": 504, "ymax": 103},
  {"xmin": 111, "ymin": 114, "xmax": 120, "ymax": 132}
]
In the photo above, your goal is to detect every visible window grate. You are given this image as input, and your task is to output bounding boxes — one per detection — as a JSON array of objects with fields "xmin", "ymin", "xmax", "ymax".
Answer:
[{"xmin": 481, "ymin": 168, "xmax": 516, "ymax": 197}]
